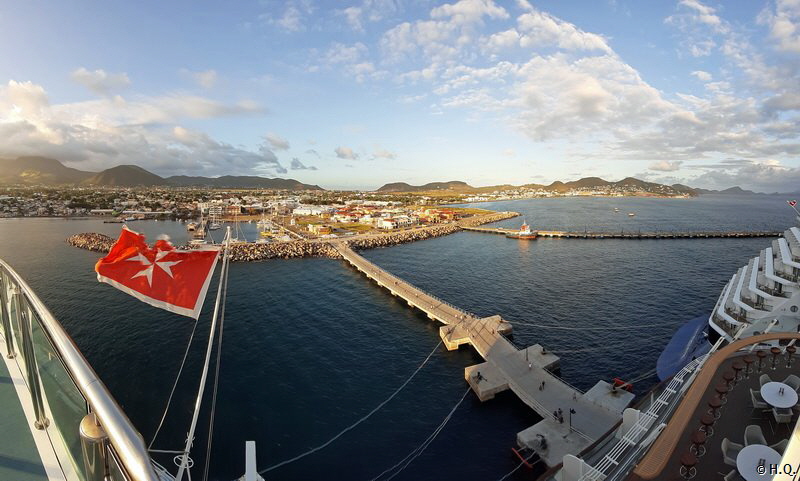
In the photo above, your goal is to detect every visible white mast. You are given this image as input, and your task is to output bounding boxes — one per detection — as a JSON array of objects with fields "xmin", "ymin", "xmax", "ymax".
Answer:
[{"xmin": 175, "ymin": 226, "xmax": 231, "ymax": 481}]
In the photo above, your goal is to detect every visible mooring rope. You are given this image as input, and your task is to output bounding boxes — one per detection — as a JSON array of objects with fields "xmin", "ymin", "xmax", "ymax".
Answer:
[
  {"xmin": 257, "ymin": 339, "xmax": 445, "ymax": 475},
  {"xmin": 367, "ymin": 387, "xmax": 472, "ymax": 481}
]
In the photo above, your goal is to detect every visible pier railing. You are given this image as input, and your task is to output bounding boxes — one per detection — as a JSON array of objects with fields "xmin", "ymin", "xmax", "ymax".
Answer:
[{"xmin": 0, "ymin": 258, "xmax": 163, "ymax": 481}]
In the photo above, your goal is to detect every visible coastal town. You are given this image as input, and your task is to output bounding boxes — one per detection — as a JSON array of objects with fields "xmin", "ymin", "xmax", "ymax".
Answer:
[{"xmin": 0, "ymin": 177, "xmax": 695, "ymax": 221}]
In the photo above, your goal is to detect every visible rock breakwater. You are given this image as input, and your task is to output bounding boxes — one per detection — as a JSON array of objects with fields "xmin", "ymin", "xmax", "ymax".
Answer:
[{"xmin": 66, "ymin": 211, "xmax": 518, "ymax": 261}]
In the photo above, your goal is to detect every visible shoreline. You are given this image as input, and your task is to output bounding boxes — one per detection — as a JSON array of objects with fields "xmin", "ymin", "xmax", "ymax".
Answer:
[{"xmin": 66, "ymin": 211, "xmax": 519, "ymax": 262}]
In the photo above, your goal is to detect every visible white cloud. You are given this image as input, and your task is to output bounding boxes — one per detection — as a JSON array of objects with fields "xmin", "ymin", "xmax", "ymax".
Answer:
[
  {"xmin": 265, "ymin": 132, "xmax": 290, "ymax": 150},
  {"xmin": 70, "ymin": 68, "xmax": 131, "ymax": 96},
  {"xmin": 290, "ymin": 157, "xmax": 317, "ymax": 170},
  {"xmin": 372, "ymin": 147, "xmax": 396, "ymax": 159},
  {"xmin": 758, "ymin": 0, "xmax": 800, "ymax": 53},
  {"xmin": 335, "ymin": 146, "xmax": 359, "ymax": 159},
  {"xmin": 184, "ymin": 69, "xmax": 218, "ymax": 89},
  {"xmin": 691, "ymin": 70, "xmax": 712, "ymax": 82},
  {"xmin": 338, "ymin": 0, "xmax": 398, "ymax": 31},
  {"xmin": 517, "ymin": 11, "xmax": 612, "ymax": 53},
  {"xmin": 0, "ymin": 80, "xmax": 279, "ymax": 177},
  {"xmin": 430, "ymin": 0, "xmax": 509, "ymax": 25},
  {"xmin": 649, "ymin": 160, "xmax": 683, "ymax": 171}
]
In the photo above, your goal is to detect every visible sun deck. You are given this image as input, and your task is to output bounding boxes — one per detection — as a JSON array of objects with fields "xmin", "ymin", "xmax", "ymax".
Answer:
[{"xmin": 630, "ymin": 335, "xmax": 800, "ymax": 481}]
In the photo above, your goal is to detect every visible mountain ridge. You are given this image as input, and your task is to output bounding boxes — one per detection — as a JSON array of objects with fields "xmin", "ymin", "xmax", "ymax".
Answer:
[{"xmin": 0, "ymin": 156, "xmax": 323, "ymax": 190}]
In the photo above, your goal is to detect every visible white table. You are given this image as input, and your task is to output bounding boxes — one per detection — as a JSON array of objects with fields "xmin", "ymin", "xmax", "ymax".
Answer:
[
  {"xmin": 737, "ymin": 444, "xmax": 781, "ymax": 481},
  {"xmin": 761, "ymin": 382, "xmax": 799, "ymax": 409}
]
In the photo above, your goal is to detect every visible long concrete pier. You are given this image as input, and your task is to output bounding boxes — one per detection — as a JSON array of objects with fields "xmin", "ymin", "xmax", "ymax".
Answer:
[
  {"xmin": 463, "ymin": 226, "xmax": 781, "ymax": 239},
  {"xmin": 331, "ymin": 241, "xmax": 634, "ymax": 467}
]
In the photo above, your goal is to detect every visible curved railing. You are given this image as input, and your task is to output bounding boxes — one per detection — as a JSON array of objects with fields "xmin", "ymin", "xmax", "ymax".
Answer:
[{"xmin": 0, "ymin": 258, "xmax": 164, "ymax": 481}]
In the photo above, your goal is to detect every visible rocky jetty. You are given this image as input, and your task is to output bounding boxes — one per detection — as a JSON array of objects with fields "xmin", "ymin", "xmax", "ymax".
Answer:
[
  {"xmin": 66, "ymin": 211, "xmax": 518, "ymax": 261},
  {"xmin": 67, "ymin": 233, "xmax": 116, "ymax": 253},
  {"xmin": 226, "ymin": 241, "xmax": 341, "ymax": 261}
]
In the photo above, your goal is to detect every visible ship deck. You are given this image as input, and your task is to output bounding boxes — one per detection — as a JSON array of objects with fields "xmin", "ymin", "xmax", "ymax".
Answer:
[
  {"xmin": 629, "ymin": 348, "xmax": 800, "ymax": 481},
  {"xmin": 0, "ymin": 339, "xmax": 53, "ymax": 481}
]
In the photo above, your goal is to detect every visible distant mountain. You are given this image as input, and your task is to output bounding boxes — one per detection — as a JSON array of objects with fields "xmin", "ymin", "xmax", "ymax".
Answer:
[
  {"xmin": 375, "ymin": 176, "xmax": 700, "ymax": 196},
  {"xmin": 693, "ymin": 186, "xmax": 757, "ymax": 195},
  {"xmin": 83, "ymin": 165, "xmax": 165, "ymax": 187},
  {"xmin": 376, "ymin": 181, "xmax": 473, "ymax": 192},
  {"xmin": 0, "ymin": 157, "xmax": 323, "ymax": 190},
  {"xmin": 166, "ymin": 175, "xmax": 323, "ymax": 190},
  {"xmin": 0, "ymin": 156, "xmax": 92, "ymax": 184}
]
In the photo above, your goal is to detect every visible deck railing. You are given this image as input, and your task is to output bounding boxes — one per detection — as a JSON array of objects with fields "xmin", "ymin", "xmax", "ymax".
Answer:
[{"xmin": 0, "ymin": 258, "xmax": 164, "ymax": 481}]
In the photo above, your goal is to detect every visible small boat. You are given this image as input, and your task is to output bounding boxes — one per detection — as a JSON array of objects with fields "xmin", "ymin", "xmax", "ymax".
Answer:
[
  {"xmin": 628, "ymin": 213, "xmax": 636, "ymax": 217},
  {"xmin": 506, "ymin": 221, "xmax": 537, "ymax": 240},
  {"xmin": 613, "ymin": 208, "xmax": 620, "ymax": 212},
  {"xmin": 187, "ymin": 222, "xmax": 198, "ymax": 232},
  {"xmin": 208, "ymin": 222, "xmax": 222, "ymax": 231}
]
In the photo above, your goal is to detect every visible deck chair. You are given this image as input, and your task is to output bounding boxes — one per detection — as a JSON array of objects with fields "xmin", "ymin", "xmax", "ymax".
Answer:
[
  {"xmin": 722, "ymin": 437, "xmax": 743, "ymax": 467},
  {"xmin": 773, "ymin": 407, "xmax": 793, "ymax": 424},
  {"xmin": 744, "ymin": 424, "xmax": 767, "ymax": 446},
  {"xmin": 782, "ymin": 374, "xmax": 800, "ymax": 392},
  {"xmin": 760, "ymin": 373, "xmax": 772, "ymax": 388},
  {"xmin": 770, "ymin": 438, "xmax": 789, "ymax": 454},
  {"xmin": 750, "ymin": 389, "xmax": 769, "ymax": 410}
]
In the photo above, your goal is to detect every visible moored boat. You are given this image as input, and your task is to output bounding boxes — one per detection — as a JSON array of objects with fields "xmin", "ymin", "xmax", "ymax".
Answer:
[{"xmin": 506, "ymin": 221, "xmax": 537, "ymax": 240}]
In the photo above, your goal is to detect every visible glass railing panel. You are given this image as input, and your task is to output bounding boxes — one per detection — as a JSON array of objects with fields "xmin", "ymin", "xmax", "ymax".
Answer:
[
  {"xmin": 6, "ymin": 275, "xmax": 28, "ymax": 376},
  {"xmin": 107, "ymin": 449, "xmax": 131, "ymax": 481},
  {"xmin": 29, "ymin": 301, "xmax": 88, "ymax": 481}
]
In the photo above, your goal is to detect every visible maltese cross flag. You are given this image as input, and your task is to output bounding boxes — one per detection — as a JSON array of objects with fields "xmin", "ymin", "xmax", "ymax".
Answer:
[{"xmin": 95, "ymin": 227, "xmax": 220, "ymax": 319}]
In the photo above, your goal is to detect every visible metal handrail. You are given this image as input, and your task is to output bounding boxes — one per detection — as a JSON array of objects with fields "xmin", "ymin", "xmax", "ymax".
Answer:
[{"xmin": 0, "ymin": 258, "xmax": 161, "ymax": 481}]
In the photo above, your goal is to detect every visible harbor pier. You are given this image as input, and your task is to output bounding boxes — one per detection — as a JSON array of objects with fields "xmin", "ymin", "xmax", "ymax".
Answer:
[
  {"xmin": 462, "ymin": 226, "xmax": 782, "ymax": 239},
  {"xmin": 331, "ymin": 241, "xmax": 634, "ymax": 467}
]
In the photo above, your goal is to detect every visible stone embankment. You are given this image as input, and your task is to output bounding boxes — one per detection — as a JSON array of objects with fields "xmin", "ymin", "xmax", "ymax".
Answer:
[{"xmin": 66, "ymin": 211, "xmax": 518, "ymax": 261}]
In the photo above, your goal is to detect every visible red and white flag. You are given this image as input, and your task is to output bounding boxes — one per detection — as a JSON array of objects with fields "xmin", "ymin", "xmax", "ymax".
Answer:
[
  {"xmin": 95, "ymin": 227, "xmax": 220, "ymax": 319},
  {"xmin": 789, "ymin": 200, "xmax": 797, "ymax": 207}
]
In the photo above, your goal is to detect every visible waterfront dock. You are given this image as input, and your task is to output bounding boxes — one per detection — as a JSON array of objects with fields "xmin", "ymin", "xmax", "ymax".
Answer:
[
  {"xmin": 463, "ymin": 226, "xmax": 781, "ymax": 239},
  {"xmin": 331, "ymin": 241, "xmax": 634, "ymax": 467}
]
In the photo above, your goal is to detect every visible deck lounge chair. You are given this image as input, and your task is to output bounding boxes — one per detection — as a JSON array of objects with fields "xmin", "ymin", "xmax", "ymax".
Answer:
[
  {"xmin": 722, "ymin": 438, "xmax": 743, "ymax": 467},
  {"xmin": 782, "ymin": 374, "xmax": 800, "ymax": 392},
  {"xmin": 744, "ymin": 424, "xmax": 767, "ymax": 446}
]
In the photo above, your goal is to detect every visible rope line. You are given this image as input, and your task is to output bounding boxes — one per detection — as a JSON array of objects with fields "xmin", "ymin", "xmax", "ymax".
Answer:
[
  {"xmin": 495, "ymin": 451, "xmax": 541, "ymax": 481},
  {"xmin": 368, "ymin": 387, "xmax": 471, "ymax": 481},
  {"xmin": 257, "ymin": 339, "xmax": 445, "ymax": 475},
  {"xmin": 148, "ymin": 317, "xmax": 201, "ymax": 450}
]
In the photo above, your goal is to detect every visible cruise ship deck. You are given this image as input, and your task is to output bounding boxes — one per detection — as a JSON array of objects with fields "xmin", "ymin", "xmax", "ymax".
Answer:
[
  {"xmin": 629, "ymin": 334, "xmax": 800, "ymax": 481},
  {"xmin": 0, "ymin": 342, "xmax": 50, "ymax": 481},
  {"xmin": 0, "ymin": 258, "xmax": 168, "ymax": 481}
]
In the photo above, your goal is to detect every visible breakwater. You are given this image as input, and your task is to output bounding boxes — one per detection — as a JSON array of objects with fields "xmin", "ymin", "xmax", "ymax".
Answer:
[
  {"xmin": 463, "ymin": 226, "xmax": 782, "ymax": 239},
  {"xmin": 66, "ymin": 211, "xmax": 519, "ymax": 261}
]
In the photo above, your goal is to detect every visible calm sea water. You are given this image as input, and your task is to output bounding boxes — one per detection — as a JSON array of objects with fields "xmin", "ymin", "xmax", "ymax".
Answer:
[{"xmin": 0, "ymin": 194, "xmax": 795, "ymax": 481}]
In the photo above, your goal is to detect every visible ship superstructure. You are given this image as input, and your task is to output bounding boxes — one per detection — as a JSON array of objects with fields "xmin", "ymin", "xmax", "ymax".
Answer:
[{"xmin": 709, "ymin": 225, "xmax": 800, "ymax": 344}]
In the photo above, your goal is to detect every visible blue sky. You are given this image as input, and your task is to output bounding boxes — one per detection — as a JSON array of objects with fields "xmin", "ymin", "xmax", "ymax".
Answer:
[{"xmin": 0, "ymin": 0, "xmax": 799, "ymax": 191}]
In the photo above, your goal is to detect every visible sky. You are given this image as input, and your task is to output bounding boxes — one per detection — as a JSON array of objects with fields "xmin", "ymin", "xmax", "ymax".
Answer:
[{"xmin": 0, "ymin": 0, "xmax": 799, "ymax": 191}]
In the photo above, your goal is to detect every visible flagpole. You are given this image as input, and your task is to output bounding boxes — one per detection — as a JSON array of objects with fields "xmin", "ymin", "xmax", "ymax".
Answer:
[
  {"xmin": 176, "ymin": 227, "xmax": 231, "ymax": 481},
  {"xmin": 788, "ymin": 200, "xmax": 800, "ymax": 217}
]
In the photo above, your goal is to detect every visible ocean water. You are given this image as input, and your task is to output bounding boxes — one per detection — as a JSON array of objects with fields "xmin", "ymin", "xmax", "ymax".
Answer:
[{"xmin": 0, "ymin": 194, "xmax": 795, "ymax": 481}]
